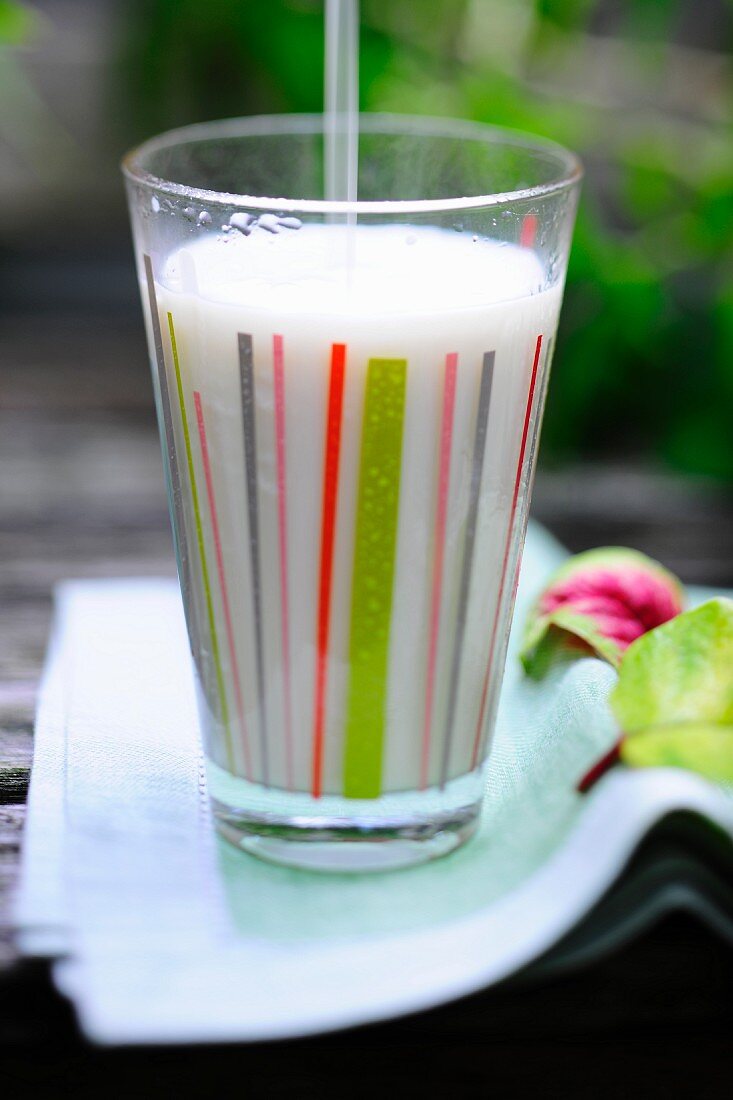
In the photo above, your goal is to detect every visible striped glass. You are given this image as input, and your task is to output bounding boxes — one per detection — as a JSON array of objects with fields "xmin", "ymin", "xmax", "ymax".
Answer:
[{"xmin": 123, "ymin": 115, "xmax": 581, "ymax": 871}]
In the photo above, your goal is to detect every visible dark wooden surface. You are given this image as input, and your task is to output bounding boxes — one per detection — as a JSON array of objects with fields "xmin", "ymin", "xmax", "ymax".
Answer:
[{"xmin": 2, "ymin": 310, "xmax": 733, "ymax": 1093}]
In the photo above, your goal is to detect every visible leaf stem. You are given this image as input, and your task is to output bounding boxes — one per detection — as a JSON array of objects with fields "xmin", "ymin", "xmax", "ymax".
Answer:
[{"xmin": 577, "ymin": 738, "xmax": 623, "ymax": 793}]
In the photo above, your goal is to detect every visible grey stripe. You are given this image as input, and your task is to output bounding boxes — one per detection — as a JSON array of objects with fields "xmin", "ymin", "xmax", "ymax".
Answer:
[
  {"xmin": 239, "ymin": 333, "xmax": 270, "ymax": 786},
  {"xmin": 144, "ymin": 255, "xmax": 202, "ymax": 672},
  {"xmin": 475, "ymin": 336, "xmax": 553, "ymax": 766},
  {"xmin": 440, "ymin": 351, "xmax": 495, "ymax": 788}
]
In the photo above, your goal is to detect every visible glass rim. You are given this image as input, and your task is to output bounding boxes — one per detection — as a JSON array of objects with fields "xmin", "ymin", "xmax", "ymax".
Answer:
[{"xmin": 121, "ymin": 112, "xmax": 582, "ymax": 216}]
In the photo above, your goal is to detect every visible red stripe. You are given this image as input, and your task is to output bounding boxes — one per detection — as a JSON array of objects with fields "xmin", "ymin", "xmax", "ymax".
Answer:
[
  {"xmin": 194, "ymin": 391, "xmax": 252, "ymax": 779},
  {"xmin": 520, "ymin": 214, "xmax": 538, "ymax": 248},
  {"xmin": 312, "ymin": 343, "xmax": 347, "ymax": 798},
  {"xmin": 471, "ymin": 335, "xmax": 543, "ymax": 769},
  {"xmin": 273, "ymin": 335, "xmax": 294, "ymax": 790},
  {"xmin": 421, "ymin": 352, "xmax": 458, "ymax": 789}
]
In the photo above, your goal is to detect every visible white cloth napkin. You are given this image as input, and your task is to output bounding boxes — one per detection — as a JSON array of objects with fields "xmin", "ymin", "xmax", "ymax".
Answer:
[{"xmin": 14, "ymin": 527, "xmax": 733, "ymax": 1045}]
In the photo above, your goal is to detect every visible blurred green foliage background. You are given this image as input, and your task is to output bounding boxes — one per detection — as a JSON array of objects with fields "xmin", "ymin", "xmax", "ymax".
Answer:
[{"xmin": 2, "ymin": 0, "xmax": 732, "ymax": 478}]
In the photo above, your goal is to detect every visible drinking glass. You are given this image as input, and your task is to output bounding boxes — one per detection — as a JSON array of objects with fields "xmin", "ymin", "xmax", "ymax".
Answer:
[{"xmin": 123, "ymin": 114, "xmax": 581, "ymax": 871}]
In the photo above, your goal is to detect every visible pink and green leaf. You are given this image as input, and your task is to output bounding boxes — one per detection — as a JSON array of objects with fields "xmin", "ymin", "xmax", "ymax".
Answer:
[{"xmin": 521, "ymin": 547, "xmax": 683, "ymax": 678}]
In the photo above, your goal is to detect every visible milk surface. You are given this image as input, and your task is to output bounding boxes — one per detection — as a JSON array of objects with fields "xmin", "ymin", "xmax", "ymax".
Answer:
[{"xmin": 148, "ymin": 224, "xmax": 562, "ymax": 796}]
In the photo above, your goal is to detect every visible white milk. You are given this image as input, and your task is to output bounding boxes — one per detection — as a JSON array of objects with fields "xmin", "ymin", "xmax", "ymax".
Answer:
[{"xmin": 147, "ymin": 223, "xmax": 562, "ymax": 797}]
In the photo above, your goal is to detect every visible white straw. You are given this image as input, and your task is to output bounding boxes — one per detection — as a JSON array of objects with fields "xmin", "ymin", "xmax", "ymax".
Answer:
[{"xmin": 324, "ymin": 0, "xmax": 359, "ymax": 206}]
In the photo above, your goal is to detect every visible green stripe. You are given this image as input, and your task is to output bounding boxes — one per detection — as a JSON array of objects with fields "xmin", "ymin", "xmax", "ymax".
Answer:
[
  {"xmin": 167, "ymin": 313, "xmax": 233, "ymax": 769},
  {"xmin": 343, "ymin": 358, "xmax": 407, "ymax": 798}
]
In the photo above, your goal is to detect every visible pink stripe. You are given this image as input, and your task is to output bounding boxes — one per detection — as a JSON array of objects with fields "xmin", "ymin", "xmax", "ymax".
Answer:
[
  {"xmin": 273, "ymin": 335, "xmax": 294, "ymax": 790},
  {"xmin": 420, "ymin": 352, "xmax": 458, "ymax": 789},
  {"xmin": 471, "ymin": 335, "xmax": 543, "ymax": 769},
  {"xmin": 194, "ymin": 391, "xmax": 252, "ymax": 779}
]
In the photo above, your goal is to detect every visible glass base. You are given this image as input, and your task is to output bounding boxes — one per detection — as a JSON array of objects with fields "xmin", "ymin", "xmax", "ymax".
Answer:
[{"xmin": 209, "ymin": 763, "xmax": 484, "ymax": 872}]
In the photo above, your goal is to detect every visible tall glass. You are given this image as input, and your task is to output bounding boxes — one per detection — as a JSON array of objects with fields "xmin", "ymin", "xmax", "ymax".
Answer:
[{"xmin": 123, "ymin": 115, "xmax": 581, "ymax": 871}]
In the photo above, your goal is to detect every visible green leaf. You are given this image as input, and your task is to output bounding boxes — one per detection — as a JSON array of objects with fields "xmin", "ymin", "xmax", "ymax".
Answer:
[
  {"xmin": 0, "ymin": 1, "xmax": 40, "ymax": 45},
  {"xmin": 611, "ymin": 598, "xmax": 733, "ymax": 733},
  {"xmin": 620, "ymin": 723, "xmax": 733, "ymax": 784}
]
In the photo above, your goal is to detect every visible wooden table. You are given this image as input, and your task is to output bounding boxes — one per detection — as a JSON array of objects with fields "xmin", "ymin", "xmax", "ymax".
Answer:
[{"xmin": 2, "ymin": 311, "xmax": 733, "ymax": 1095}]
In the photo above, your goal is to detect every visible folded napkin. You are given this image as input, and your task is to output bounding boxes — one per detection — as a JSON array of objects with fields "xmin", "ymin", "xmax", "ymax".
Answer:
[{"xmin": 14, "ymin": 524, "xmax": 733, "ymax": 1045}]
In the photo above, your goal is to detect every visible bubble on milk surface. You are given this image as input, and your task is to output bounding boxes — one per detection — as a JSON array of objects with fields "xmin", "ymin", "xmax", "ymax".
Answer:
[
  {"xmin": 229, "ymin": 212, "xmax": 254, "ymax": 234},
  {"xmin": 258, "ymin": 214, "xmax": 280, "ymax": 233},
  {"xmin": 151, "ymin": 196, "xmax": 160, "ymax": 213},
  {"xmin": 226, "ymin": 212, "xmax": 303, "ymax": 237}
]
